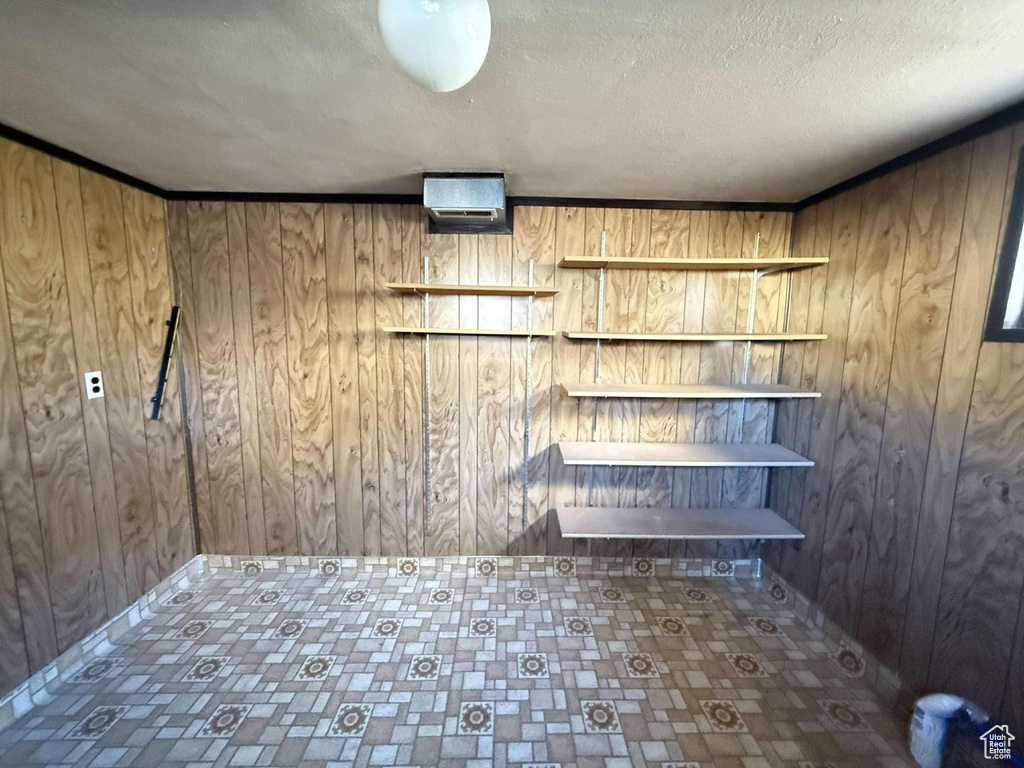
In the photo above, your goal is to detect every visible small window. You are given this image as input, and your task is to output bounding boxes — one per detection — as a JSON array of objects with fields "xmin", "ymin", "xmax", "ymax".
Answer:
[{"xmin": 986, "ymin": 147, "xmax": 1024, "ymax": 342}]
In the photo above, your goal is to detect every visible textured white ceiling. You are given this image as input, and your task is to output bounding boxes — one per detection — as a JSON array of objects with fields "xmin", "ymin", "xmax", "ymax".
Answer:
[{"xmin": 2, "ymin": 1, "xmax": 1023, "ymax": 201}]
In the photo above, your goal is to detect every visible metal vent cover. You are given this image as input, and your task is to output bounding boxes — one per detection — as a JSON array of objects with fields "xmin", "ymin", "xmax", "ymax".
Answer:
[{"xmin": 423, "ymin": 173, "xmax": 512, "ymax": 234}]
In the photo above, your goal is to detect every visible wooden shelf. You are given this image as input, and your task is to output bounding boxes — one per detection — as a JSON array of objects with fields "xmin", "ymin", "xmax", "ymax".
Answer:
[
  {"xmin": 557, "ymin": 441, "xmax": 813, "ymax": 467},
  {"xmin": 561, "ymin": 383, "xmax": 821, "ymax": 399},
  {"xmin": 558, "ymin": 256, "xmax": 828, "ymax": 271},
  {"xmin": 383, "ymin": 326, "xmax": 556, "ymax": 337},
  {"xmin": 386, "ymin": 282, "xmax": 558, "ymax": 297},
  {"xmin": 557, "ymin": 506, "xmax": 805, "ymax": 540},
  {"xmin": 562, "ymin": 331, "xmax": 827, "ymax": 342}
]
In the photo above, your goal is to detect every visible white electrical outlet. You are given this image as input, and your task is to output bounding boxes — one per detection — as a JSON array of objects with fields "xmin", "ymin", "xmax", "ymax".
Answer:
[{"xmin": 84, "ymin": 371, "xmax": 104, "ymax": 399}]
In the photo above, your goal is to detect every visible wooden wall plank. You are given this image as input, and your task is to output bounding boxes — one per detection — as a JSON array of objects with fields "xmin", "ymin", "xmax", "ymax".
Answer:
[
  {"xmin": 51, "ymin": 160, "xmax": 128, "ymax": 614},
  {"xmin": 856, "ymin": 145, "xmax": 972, "ymax": 665},
  {"xmin": 789, "ymin": 188, "xmax": 862, "ymax": 597},
  {"xmin": 669, "ymin": 210, "xmax": 709, "ymax": 559},
  {"xmin": 374, "ymin": 206, "xmax": 409, "ymax": 557},
  {"xmin": 123, "ymin": 187, "xmax": 195, "ymax": 576},
  {"xmin": 766, "ymin": 207, "xmax": 814, "ymax": 570},
  {"xmin": 0, "ymin": 490, "xmax": 28, "ymax": 690},
  {"xmin": 898, "ymin": 128, "xmax": 1016, "ymax": 699},
  {"xmin": 0, "ymin": 159, "xmax": 57, "ymax": 668},
  {"xmin": 928, "ymin": 342, "xmax": 1024, "ymax": 716},
  {"xmin": 280, "ymin": 203, "xmax": 336, "ymax": 555},
  {"xmin": 688, "ymin": 210, "xmax": 741, "ymax": 558},
  {"xmin": 353, "ymin": 204, "xmax": 382, "ymax": 556},
  {"xmin": 619, "ymin": 209, "xmax": 650, "ymax": 557},
  {"xmin": 325, "ymin": 203, "xmax": 364, "ymax": 556},
  {"xmin": 515, "ymin": 206, "xmax": 556, "ymax": 555},
  {"xmin": 0, "ymin": 143, "xmax": 107, "ymax": 649},
  {"xmin": 634, "ymin": 210, "xmax": 689, "ymax": 559},
  {"xmin": 589, "ymin": 207, "xmax": 633, "ymax": 557},
  {"xmin": 817, "ymin": 168, "xmax": 914, "ymax": 633},
  {"xmin": 571, "ymin": 209, "xmax": 605, "ymax": 556},
  {"xmin": 83, "ymin": 171, "xmax": 162, "ymax": 597},
  {"xmin": 777, "ymin": 199, "xmax": 833, "ymax": 580},
  {"xmin": 165, "ymin": 201, "xmax": 214, "ymax": 552},
  {"xmin": 186, "ymin": 200, "xmax": 249, "ymax": 555},
  {"xmin": 547, "ymin": 207, "xmax": 585, "ymax": 556},
  {"xmin": 225, "ymin": 202, "xmax": 266, "ymax": 555},
  {"xmin": 458, "ymin": 234, "xmax": 479, "ymax": 555},
  {"xmin": 399, "ymin": 205, "xmax": 424, "ymax": 556},
  {"xmin": 423, "ymin": 219, "xmax": 461, "ymax": 555},
  {"xmin": 245, "ymin": 202, "xmax": 298, "ymax": 555},
  {"xmin": 476, "ymin": 234, "xmax": 512, "ymax": 555}
]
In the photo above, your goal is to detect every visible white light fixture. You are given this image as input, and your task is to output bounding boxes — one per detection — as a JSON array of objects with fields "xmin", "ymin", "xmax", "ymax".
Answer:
[{"xmin": 378, "ymin": 0, "xmax": 491, "ymax": 93}]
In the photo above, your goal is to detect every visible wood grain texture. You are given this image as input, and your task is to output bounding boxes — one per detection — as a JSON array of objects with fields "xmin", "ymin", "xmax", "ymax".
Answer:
[
  {"xmin": 475, "ymin": 233, "xmax": 512, "ymax": 556},
  {"xmin": 0, "ymin": 148, "xmax": 59, "ymax": 668},
  {"xmin": 856, "ymin": 145, "xmax": 971, "ymax": 666},
  {"xmin": 399, "ymin": 205, "xmax": 425, "ymax": 556},
  {"xmin": 82, "ymin": 170, "xmax": 163, "ymax": 601},
  {"xmin": 166, "ymin": 201, "xmax": 214, "ymax": 552},
  {"xmin": 766, "ymin": 124, "xmax": 1024, "ymax": 727},
  {"xmin": 546, "ymin": 207, "xmax": 585, "ymax": 556},
  {"xmin": 325, "ymin": 203, "xmax": 364, "ymax": 556},
  {"xmin": 898, "ymin": 127, "xmax": 1016, "ymax": 700},
  {"xmin": 187, "ymin": 201, "xmax": 250, "ymax": 555},
  {"xmin": 764, "ymin": 206, "xmax": 815, "ymax": 571},
  {"xmin": 245, "ymin": 202, "xmax": 298, "ymax": 555},
  {"xmin": 123, "ymin": 186, "xmax": 194, "ymax": 577},
  {"xmin": 458, "ymin": 235, "xmax": 479, "ymax": 555},
  {"xmin": 280, "ymin": 203, "xmax": 336, "ymax": 555},
  {"xmin": 788, "ymin": 188, "xmax": 863, "ymax": 597},
  {"xmin": 225, "ymin": 202, "xmax": 267, "ymax": 555},
  {"xmin": 374, "ymin": 206, "xmax": 409, "ymax": 556},
  {"xmin": 1, "ymin": 148, "xmax": 108, "ymax": 651},
  {"xmin": 51, "ymin": 159, "xmax": 128, "ymax": 616},
  {"xmin": 634, "ymin": 209, "xmax": 689, "ymax": 558},
  {"xmin": 0, "ymin": 490, "xmax": 28, "ymax": 690},
  {"xmin": 817, "ymin": 168, "xmax": 914, "ymax": 634},
  {"xmin": 927, "ymin": 342, "xmax": 1024, "ymax": 716},
  {"xmin": 423, "ymin": 220, "xmax": 461, "ymax": 555},
  {"xmin": 353, "ymin": 204, "xmax": 382, "ymax": 556},
  {"xmin": 515, "ymin": 206, "xmax": 556, "ymax": 554},
  {"xmin": 0, "ymin": 140, "xmax": 192, "ymax": 690}
]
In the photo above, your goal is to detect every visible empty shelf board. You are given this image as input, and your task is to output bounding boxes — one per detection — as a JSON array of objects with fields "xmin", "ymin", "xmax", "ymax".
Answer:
[
  {"xmin": 383, "ymin": 327, "xmax": 556, "ymax": 337},
  {"xmin": 556, "ymin": 506, "xmax": 805, "ymax": 540},
  {"xmin": 561, "ymin": 382, "xmax": 821, "ymax": 399},
  {"xmin": 558, "ymin": 255, "xmax": 828, "ymax": 271},
  {"xmin": 557, "ymin": 441, "xmax": 813, "ymax": 467},
  {"xmin": 386, "ymin": 282, "xmax": 558, "ymax": 297},
  {"xmin": 562, "ymin": 331, "xmax": 828, "ymax": 342}
]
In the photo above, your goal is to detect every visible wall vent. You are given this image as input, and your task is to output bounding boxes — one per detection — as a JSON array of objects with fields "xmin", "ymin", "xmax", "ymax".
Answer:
[{"xmin": 423, "ymin": 173, "xmax": 512, "ymax": 234}]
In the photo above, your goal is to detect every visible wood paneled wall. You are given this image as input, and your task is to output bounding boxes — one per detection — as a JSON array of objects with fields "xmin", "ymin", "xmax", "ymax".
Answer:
[
  {"xmin": 769, "ymin": 122, "xmax": 1024, "ymax": 732},
  {"xmin": 167, "ymin": 201, "xmax": 793, "ymax": 561},
  {"xmin": 0, "ymin": 138, "xmax": 194, "ymax": 693}
]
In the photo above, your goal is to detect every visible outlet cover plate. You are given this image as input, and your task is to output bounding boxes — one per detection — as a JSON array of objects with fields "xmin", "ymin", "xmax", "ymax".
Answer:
[{"xmin": 84, "ymin": 371, "xmax": 104, "ymax": 399}]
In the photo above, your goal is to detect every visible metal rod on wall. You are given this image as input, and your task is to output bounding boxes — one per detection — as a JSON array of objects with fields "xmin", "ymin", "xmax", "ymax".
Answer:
[{"xmin": 150, "ymin": 306, "xmax": 181, "ymax": 420}]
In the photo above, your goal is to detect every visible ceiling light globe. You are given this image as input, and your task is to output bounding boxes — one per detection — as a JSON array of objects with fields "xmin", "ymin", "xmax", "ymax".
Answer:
[{"xmin": 378, "ymin": 0, "xmax": 491, "ymax": 93}]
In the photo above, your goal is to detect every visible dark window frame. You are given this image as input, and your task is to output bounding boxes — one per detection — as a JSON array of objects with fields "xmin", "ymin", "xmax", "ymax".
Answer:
[{"xmin": 985, "ymin": 146, "xmax": 1024, "ymax": 342}]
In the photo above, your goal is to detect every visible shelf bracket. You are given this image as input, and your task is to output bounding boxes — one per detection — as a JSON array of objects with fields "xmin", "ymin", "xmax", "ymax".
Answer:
[
  {"xmin": 522, "ymin": 259, "xmax": 535, "ymax": 533},
  {"xmin": 586, "ymin": 232, "xmax": 607, "ymax": 513},
  {"xmin": 422, "ymin": 256, "xmax": 433, "ymax": 536}
]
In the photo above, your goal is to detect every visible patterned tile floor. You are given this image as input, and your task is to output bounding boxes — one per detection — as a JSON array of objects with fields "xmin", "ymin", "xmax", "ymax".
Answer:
[{"xmin": 0, "ymin": 560, "xmax": 914, "ymax": 768}]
